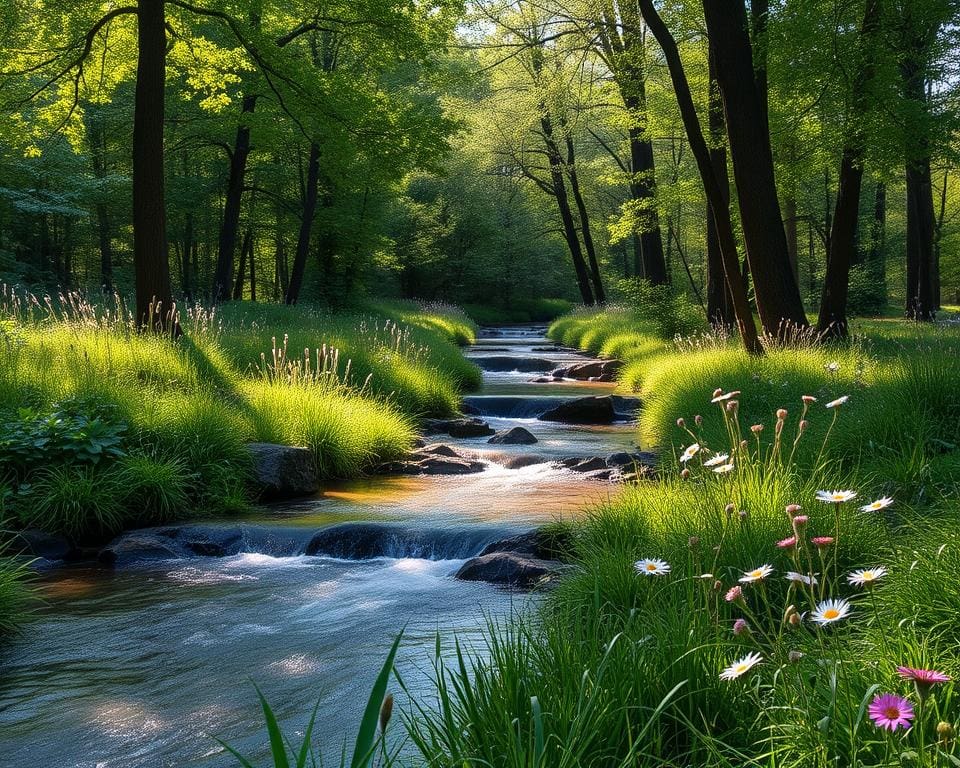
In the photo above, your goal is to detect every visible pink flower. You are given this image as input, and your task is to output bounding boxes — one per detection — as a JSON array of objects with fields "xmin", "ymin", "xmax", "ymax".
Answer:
[
  {"xmin": 811, "ymin": 536, "xmax": 834, "ymax": 548},
  {"xmin": 792, "ymin": 515, "xmax": 808, "ymax": 526},
  {"xmin": 785, "ymin": 504, "xmax": 802, "ymax": 517},
  {"xmin": 777, "ymin": 536, "xmax": 797, "ymax": 549},
  {"xmin": 802, "ymin": 395, "xmax": 817, "ymax": 404},
  {"xmin": 868, "ymin": 693, "xmax": 914, "ymax": 732},
  {"xmin": 733, "ymin": 618, "xmax": 750, "ymax": 636},
  {"xmin": 776, "ymin": 408, "xmax": 788, "ymax": 420},
  {"xmin": 897, "ymin": 667, "xmax": 951, "ymax": 698},
  {"xmin": 725, "ymin": 585, "xmax": 743, "ymax": 603}
]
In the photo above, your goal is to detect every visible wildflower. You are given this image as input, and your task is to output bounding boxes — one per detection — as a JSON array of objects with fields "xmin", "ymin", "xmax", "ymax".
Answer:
[
  {"xmin": 799, "ymin": 419, "xmax": 809, "ymax": 432},
  {"xmin": 703, "ymin": 453, "xmax": 730, "ymax": 467},
  {"xmin": 816, "ymin": 489, "xmax": 857, "ymax": 503},
  {"xmin": 634, "ymin": 558, "xmax": 671, "ymax": 576},
  {"xmin": 776, "ymin": 408, "xmax": 788, "ymax": 420},
  {"xmin": 847, "ymin": 567, "xmax": 888, "ymax": 587},
  {"xmin": 785, "ymin": 504, "xmax": 802, "ymax": 517},
  {"xmin": 713, "ymin": 463, "xmax": 735, "ymax": 474},
  {"xmin": 860, "ymin": 497, "xmax": 894, "ymax": 513},
  {"xmin": 739, "ymin": 565, "xmax": 774, "ymax": 583},
  {"xmin": 897, "ymin": 666, "xmax": 951, "ymax": 698},
  {"xmin": 725, "ymin": 585, "xmax": 743, "ymax": 602},
  {"xmin": 688, "ymin": 536, "xmax": 700, "ymax": 550},
  {"xmin": 811, "ymin": 536, "xmax": 834, "ymax": 548},
  {"xmin": 802, "ymin": 395, "xmax": 817, "ymax": 404},
  {"xmin": 711, "ymin": 390, "xmax": 740, "ymax": 403},
  {"xmin": 676, "ymin": 417, "xmax": 686, "ymax": 428},
  {"xmin": 792, "ymin": 514, "xmax": 808, "ymax": 528},
  {"xmin": 788, "ymin": 650, "xmax": 804, "ymax": 663},
  {"xmin": 868, "ymin": 693, "xmax": 914, "ymax": 732},
  {"xmin": 777, "ymin": 536, "xmax": 797, "ymax": 549},
  {"xmin": 825, "ymin": 395, "xmax": 849, "ymax": 408},
  {"xmin": 680, "ymin": 468, "xmax": 690, "ymax": 480},
  {"xmin": 726, "ymin": 400, "xmax": 739, "ymax": 413},
  {"xmin": 738, "ymin": 509, "xmax": 749, "ymax": 521},
  {"xmin": 724, "ymin": 503, "xmax": 735, "ymax": 517},
  {"xmin": 810, "ymin": 598, "xmax": 851, "ymax": 626},
  {"xmin": 825, "ymin": 361, "xmax": 840, "ymax": 373},
  {"xmin": 750, "ymin": 423, "xmax": 764, "ymax": 434},
  {"xmin": 680, "ymin": 443, "xmax": 700, "ymax": 463},
  {"xmin": 719, "ymin": 651, "xmax": 762, "ymax": 681},
  {"xmin": 785, "ymin": 571, "xmax": 818, "ymax": 586},
  {"xmin": 733, "ymin": 618, "xmax": 750, "ymax": 636},
  {"xmin": 694, "ymin": 414, "xmax": 703, "ymax": 426}
]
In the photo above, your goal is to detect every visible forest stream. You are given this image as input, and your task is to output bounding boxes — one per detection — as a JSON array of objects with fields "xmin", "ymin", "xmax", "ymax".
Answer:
[{"xmin": 0, "ymin": 327, "xmax": 642, "ymax": 767}]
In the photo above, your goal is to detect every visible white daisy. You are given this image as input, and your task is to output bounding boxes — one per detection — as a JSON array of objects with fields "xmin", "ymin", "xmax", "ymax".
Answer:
[
  {"xmin": 810, "ymin": 598, "xmax": 852, "ymax": 626},
  {"xmin": 703, "ymin": 453, "xmax": 730, "ymax": 468},
  {"xmin": 713, "ymin": 462, "xmax": 735, "ymax": 474},
  {"xmin": 825, "ymin": 395, "xmax": 849, "ymax": 408},
  {"xmin": 860, "ymin": 497, "xmax": 894, "ymax": 513},
  {"xmin": 634, "ymin": 558, "xmax": 671, "ymax": 576},
  {"xmin": 825, "ymin": 362, "xmax": 840, "ymax": 373},
  {"xmin": 816, "ymin": 489, "xmax": 857, "ymax": 504},
  {"xmin": 680, "ymin": 443, "xmax": 700, "ymax": 463},
  {"xmin": 739, "ymin": 564, "xmax": 774, "ymax": 583},
  {"xmin": 784, "ymin": 571, "xmax": 818, "ymax": 586},
  {"xmin": 711, "ymin": 390, "xmax": 741, "ymax": 404},
  {"xmin": 719, "ymin": 651, "xmax": 763, "ymax": 681},
  {"xmin": 847, "ymin": 567, "xmax": 887, "ymax": 587}
]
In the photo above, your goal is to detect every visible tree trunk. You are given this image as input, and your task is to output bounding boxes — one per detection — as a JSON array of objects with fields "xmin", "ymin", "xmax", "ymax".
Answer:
[
  {"xmin": 85, "ymin": 106, "xmax": 114, "ymax": 292},
  {"xmin": 233, "ymin": 227, "xmax": 251, "ymax": 300},
  {"xmin": 285, "ymin": 143, "xmax": 320, "ymax": 305},
  {"xmin": 701, "ymin": 0, "xmax": 808, "ymax": 336},
  {"xmin": 750, "ymin": 0, "xmax": 769, "ymax": 135},
  {"xmin": 249, "ymin": 228, "xmax": 256, "ymax": 302},
  {"xmin": 213, "ymin": 94, "xmax": 256, "ymax": 302},
  {"xmin": 182, "ymin": 212, "xmax": 194, "ymax": 302},
  {"xmin": 784, "ymin": 196, "xmax": 798, "ymax": 283},
  {"xmin": 705, "ymin": 49, "xmax": 734, "ymax": 329},
  {"xmin": 902, "ymin": 61, "xmax": 936, "ymax": 320},
  {"xmin": 625, "ymin": 97, "xmax": 668, "ymax": 285},
  {"xmin": 638, "ymin": 0, "xmax": 763, "ymax": 355},
  {"xmin": 933, "ymin": 169, "xmax": 947, "ymax": 309},
  {"xmin": 565, "ymin": 135, "xmax": 605, "ymax": 303},
  {"xmin": 132, "ymin": 0, "xmax": 174, "ymax": 331}
]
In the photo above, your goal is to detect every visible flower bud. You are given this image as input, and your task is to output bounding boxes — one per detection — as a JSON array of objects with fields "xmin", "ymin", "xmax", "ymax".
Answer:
[
  {"xmin": 777, "ymin": 408, "xmax": 788, "ymax": 420},
  {"xmin": 379, "ymin": 693, "xmax": 394, "ymax": 734},
  {"xmin": 725, "ymin": 585, "xmax": 742, "ymax": 602},
  {"xmin": 738, "ymin": 509, "xmax": 749, "ymax": 521},
  {"xmin": 713, "ymin": 388, "xmax": 723, "ymax": 399},
  {"xmin": 695, "ymin": 414, "xmax": 703, "ymax": 426},
  {"xmin": 799, "ymin": 420, "xmax": 809, "ymax": 432},
  {"xmin": 681, "ymin": 468, "xmax": 690, "ymax": 480},
  {"xmin": 750, "ymin": 424, "xmax": 764, "ymax": 434},
  {"xmin": 739, "ymin": 439, "xmax": 748, "ymax": 450},
  {"xmin": 783, "ymin": 604, "xmax": 797, "ymax": 624},
  {"xmin": 724, "ymin": 503, "xmax": 735, "ymax": 517},
  {"xmin": 786, "ymin": 504, "xmax": 802, "ymax": 517},
  {"xmin": 789, "ymin": 612, "xmax": 801, "ymax": 627},
  {"xmin": 937, "ymin": 721, "xmax": 954, "ymax": 745},
  {"xmin": 688, "ymin": 536, "xmax": 700, "ymax": 550},
  {"xmin": 713, "ymin": 579, "xmax": 723, "ymax": 592},
  {"xmin": 733, "ymin": 618, "xmax": 750, "ymax": 636},
  {"xmin": 726, "ymin": 400, "xmax": 739, "ymax": 412},
  {"xmin": 788, "ymin": 650, "xmax": 804, "ymax": 663},
  {"xmin": 677, "ymin": 417, "xmax": 685, "ymax": 428},
  {"xmin": 802, "ymin": 395, "xmax": 817, "ymax": 404}
]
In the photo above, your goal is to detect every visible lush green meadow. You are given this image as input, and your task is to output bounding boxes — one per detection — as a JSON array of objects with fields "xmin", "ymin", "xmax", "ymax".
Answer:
[{"xmin": 395, "ymin": 307, "xmax": 960, "ymax": 768}]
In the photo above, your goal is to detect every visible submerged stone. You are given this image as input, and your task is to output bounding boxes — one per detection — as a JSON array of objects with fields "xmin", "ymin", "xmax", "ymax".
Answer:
[
  {"xmin": 455, "ymin": 552, "xmax": 564, "ymax": 588},
  {"xmin": 487, "ymin": 426, "xmax": 538, "ymax": 445},
  {"xmin": 538, "ymin": 395, "xmax": 616, "ymax": 424},
  {"xmin": 248, "ymin": 443, "xmax": 319, "ymax": 500}
]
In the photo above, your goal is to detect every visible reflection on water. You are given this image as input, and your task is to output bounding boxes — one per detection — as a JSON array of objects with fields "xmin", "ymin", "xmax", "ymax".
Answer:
[{"xmin": 0, "ymin": 325, "xmax": 638, "ymax": 767}]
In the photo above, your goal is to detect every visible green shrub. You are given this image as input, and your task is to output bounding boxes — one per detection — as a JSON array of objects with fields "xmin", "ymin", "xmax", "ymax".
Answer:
[
  {"xmin": 0, "ymin": 551, "xmax": 31, "ymax": 636},
  {"xmin": 21, "ymin": 464, "xmax": 125, "ymax": 539}
]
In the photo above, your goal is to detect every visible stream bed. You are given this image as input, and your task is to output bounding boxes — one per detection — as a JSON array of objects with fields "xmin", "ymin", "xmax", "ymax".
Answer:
[{"xmin": 0, "ymin": 326, "xmax": 640, "ymax": 767}]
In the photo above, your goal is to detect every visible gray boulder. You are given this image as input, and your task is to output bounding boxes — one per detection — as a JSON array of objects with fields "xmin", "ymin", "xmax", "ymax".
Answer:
[
  {"xmin": 10, "ymin": 529, "xmax": 75, "ymax": 562},
  {"xmin": 455, "ymin": 552, "xmax": 563, "ymax": 588},
  {"xmin": 488, "ymin": 426, "xmax": 538, "ymax": 445},
  {"xmin": 606, "ymin": 451, "xmax": 658, "ymax": 469},
  {"xmin": 99, "ymin": 531, "xmax": 190, "ymax": 565},
  {"xmin": 538, "ymin": 396, "xmax": 616, "ymax": 424},
  {"xmin": 551, "ymin": 359, "xmax": 623, "ymax": 381},
  {"xmin": 248, "ymin": 443, "xmax": 319, "ymax": 500},
  {"xmin": 422, "ymin": 417, "xmax": 495, "ymax": 438}
]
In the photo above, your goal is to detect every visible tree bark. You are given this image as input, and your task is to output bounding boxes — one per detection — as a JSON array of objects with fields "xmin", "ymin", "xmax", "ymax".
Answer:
[
  {"xmin": 85, "ymin": 105, "xmax": 114, "ymax": 292},
  {"xmin": 233, "ymin": 227, "xmax": 251, "ymax": 300},
  {"xmin": 701, "ymin": 0, "xmax": 808, "ymax": 336},
  {"xmin": 638, "ymin": 0, "xmax": 763, "ymax": 355},
  {"xmin": 132, "ymin": 0, "xmax": 174, "ymax": 331},
  {"xmin": 705, "ymin": 49, "xmax": 734, "ymax": 329},
  {"xmin": 285, "ymin": 143, "xmax": 320, "ymax": 305}
]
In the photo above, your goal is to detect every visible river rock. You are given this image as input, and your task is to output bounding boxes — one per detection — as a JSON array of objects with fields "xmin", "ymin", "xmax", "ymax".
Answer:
[
  {"xmin": 455, "ymin": 552, "xmax": 564, "ymax": 588},
  {"xmin": 10, "ymin": 529, "xmax": 76, "ymax": 562},
  {"xmin": 559, "ymin": 456, "xmax": 609, "ymax": 473},
  {"xmin": 378, "ymin": 444, "xmax": 485, "ymax": 475},
  {"xmin": 421, "ymin": 443, "xmax": 461, "ymax": 457},
  {"xmin": 606, "ymin": 451, "xmax": 658, "ymax": 469},
  {"xmin": 478, "ymin": 528, "xmax": 572, "ymax": 560},
  {"xmin": 248, "ymin": 443, "xmax": 319, "ymax": 500},
  {"xmin": 499, "ymin": 453, "xmax": 548, "ymax": 469},
  {"xmin": 422, "ymin": 417, "xmax": 495, "ymax": 438},
  {"xmin": 475, "ymin": 356, "xmax": 556, "ymax": 373},
  {"xmin": 99, "ymin": 531, "xmax": 190, "ymax": 565},
  {"xmin": 538, "ymin": 395, "xmax": 616, "ymax": 424},
  {"xmin": 488, "ymin": 426, "xmax": 538, "ymax": 445},
  {"xmin": 551, "ymin": 359, "xmax": 623, "ymax": 381}
]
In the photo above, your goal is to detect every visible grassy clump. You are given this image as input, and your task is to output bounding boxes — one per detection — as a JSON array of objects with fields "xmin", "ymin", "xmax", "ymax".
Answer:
[
  {"xmin": 408, "ymin": 393, "xmax": 960, "ymax": 767},
  {"xmin": 463, "ymin": 297, "xmax": 574, "ymax": 325}
]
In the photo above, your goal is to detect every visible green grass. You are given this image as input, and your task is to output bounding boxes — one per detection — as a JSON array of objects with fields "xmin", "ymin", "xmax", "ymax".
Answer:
[{"xmin": 463, "ymin": 298, "xmax": 574, "ymax": 325}]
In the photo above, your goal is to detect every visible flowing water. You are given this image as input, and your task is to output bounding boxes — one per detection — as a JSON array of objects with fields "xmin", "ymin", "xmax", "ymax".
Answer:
[{"xmin": 0, "ymin": 326, "xmax": 641, "ymax": 767}]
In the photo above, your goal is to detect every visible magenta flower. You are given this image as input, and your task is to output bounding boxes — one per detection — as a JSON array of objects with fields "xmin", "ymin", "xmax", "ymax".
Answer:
[
  {"xmin": 733, "ymin": 618, "xmax": 749, "ymax": 636},
  {"xmin": 811, "ymin": 536, "xmax": 834, "ymax": 548},
  {"xmin": 725, "ymin": 585, "xmax": 743, "ymax": 603},
  {"xmin": 897, "ymin": 667, "xmax": 951, "ymax": 685},
  {"xmin": 777, "ymin": 536, "xmax": 797, "ymax": 549},
  {"xmin": 868, "ymin": 693, "xmax": 914, "ymax": 732}
]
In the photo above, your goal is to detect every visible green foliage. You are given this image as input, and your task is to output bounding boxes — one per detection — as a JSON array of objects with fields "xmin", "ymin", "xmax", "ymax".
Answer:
[
  {"xmin": 117, "ymin": 453, "xmax": 192, "ymax": 524},
  {"xmin": 20, "ymin": 464, "xmax": 125, "ymax": 539},
  {"xmin": 0, "ymin": 400, "xmax": 127, "ymax": 474},
  {"xmin": 614, "ymin": 279, "xmax": 707, "ymax": 340}
]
